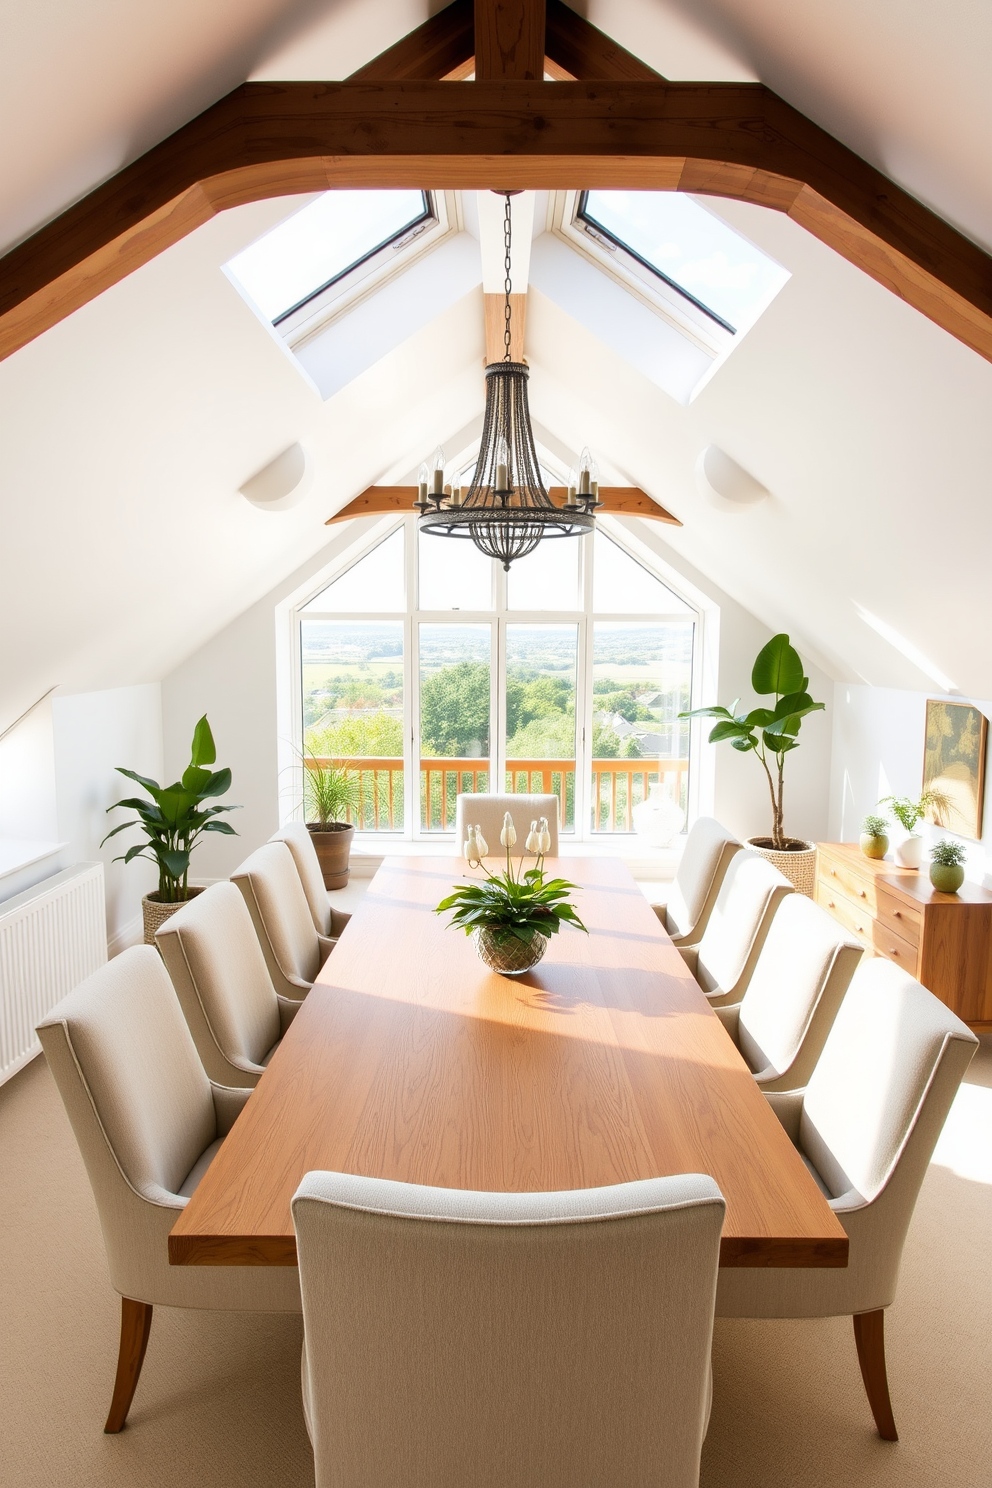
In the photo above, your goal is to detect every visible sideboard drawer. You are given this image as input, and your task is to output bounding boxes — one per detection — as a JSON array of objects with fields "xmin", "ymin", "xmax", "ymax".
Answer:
[
  {"xmin": 815, "ymin": 881, "xmax": 874, "ymax": 949},
  {"xmin": 873, "ymin": 924, "xmax": 921, "ymax": 975},
  {"xmin": 817, "ymin": 850, "xmax": 878, "ymax": 914},
  {"xmin": 876, "ymin": 892, "xmax": 922, "ymax": 950}
]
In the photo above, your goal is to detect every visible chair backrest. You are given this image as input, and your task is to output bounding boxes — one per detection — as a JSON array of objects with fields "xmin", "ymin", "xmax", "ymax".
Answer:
[
  {"xmin": 269, "ymin": 821, "xmax": 331, "ymax": 936},
  {"xmin": 801, "ymin": 957, "xmax": 979, "ymax": 1208},
  {"xmin": 156, "ymin": 882, "xmax": 280, "ymax": 1081},
  {"xmin": 293, "ymin": 1171, "xmax": 724, "ymax": 1488},
  {"xmin": 454, "ymin": 794, "xmax": 560, "ymax": 858},
  {"xmin": 666, "ymin": 817, "xmax": 741, "ymax": 941},
  {"xmin": 694, "ymin": 850, "xmax": 793, "ymax": 997},
  {"xmin": 733, "ymin": 894, "xmax": 863, "ymax": 1086},
  {"xmin": 231, "ymin": 841, "xmax": 322, "ymax": 994},
  {"xmin": 36, "ymin": 947, "xmax": 217, "ymax": 1295}
]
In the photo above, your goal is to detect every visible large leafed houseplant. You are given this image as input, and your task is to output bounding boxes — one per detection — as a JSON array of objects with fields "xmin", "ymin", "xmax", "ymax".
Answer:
[
  {"xmin": 102, "ymin": 715, "xmax": 238, "ymax": 942},
  {"xmin": 680, "ymin": 633, "xmax": 825, "ymax": 891}
]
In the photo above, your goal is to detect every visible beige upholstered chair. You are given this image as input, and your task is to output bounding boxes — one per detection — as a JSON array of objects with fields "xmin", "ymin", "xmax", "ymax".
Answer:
[
  {"xmin": 36, "ymin": 947, "xmax": 300, "ymax": 1433},
  {"xmin": 454, "ymin": 793, "xmax": 560, "ymax": 858},
  {"xmin": 268, "ymin": 821, "xmax": 351, "ymax": 939},
  {"xmin": 651, "ymin": 816, "xmax": 741, "ymax": 946},
  {"xmin": 711, "ymin": 893, "xmax": 863, "ymax": 1090},
  {"xmin": 717, "ymin": 958, "xmax": 978, "ymax": 1439},
  {"xmin": 156, "ymin": 882, "xmax": 299, "ymax": 1087},
  {"xmin": 678, "ymin": 850, "xmax": 793, "ymax": 1004},
  {"xmin": 231, "ymin": 841, "xmax": 335, "ymax": 1000},
  {"xmin": 292, "ymin": 1171, "xmax": 725, "ymax": 1488}
]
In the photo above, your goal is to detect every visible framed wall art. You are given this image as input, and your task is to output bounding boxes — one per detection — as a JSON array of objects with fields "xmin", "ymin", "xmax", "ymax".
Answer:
[{"xmin": 923, "ymin": 700, "xmax": 988, "ymax": 840}]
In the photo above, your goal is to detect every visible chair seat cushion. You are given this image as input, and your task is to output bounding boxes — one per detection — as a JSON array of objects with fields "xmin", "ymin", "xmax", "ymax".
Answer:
[
  {"xmin": 177, "ymin": 1137, "xmax": 224, "ymax": 1199},
  {"xmin": 262, "ymin": 1040, "xmax": 280, "ymax": 1068}
]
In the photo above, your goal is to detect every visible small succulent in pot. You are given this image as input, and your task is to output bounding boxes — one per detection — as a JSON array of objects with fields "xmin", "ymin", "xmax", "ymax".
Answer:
[
  {"xmin": 439, "ymin": 812, "xmax": 586, "ymax": 975},
  {"xmin": 929, "ymin": 839, "xmax": 968, "ymax": 894},
  {"xmin": 859, "ymin": 813, "xmax": 890, "ymax": 860}
]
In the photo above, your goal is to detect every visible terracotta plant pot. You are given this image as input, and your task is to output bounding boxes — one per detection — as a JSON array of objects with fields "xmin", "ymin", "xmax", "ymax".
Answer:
[
  {"xmin": 308, "ymin": 822, "xmax": 355, "ymax": 889},
  {"xmin": 859, "ymin": 833, "xmax": 889, "ymax": 860},
  {"xmin": 142, "ymin": 885, "xmax": 205, "ymax": 945},
  {"xmin": 746, "ymin": 837, "xmax": 818, "ymax": 897},
  {"xmin": 929, "ymin": 862, "xmax": 965, "ymax": 894}
]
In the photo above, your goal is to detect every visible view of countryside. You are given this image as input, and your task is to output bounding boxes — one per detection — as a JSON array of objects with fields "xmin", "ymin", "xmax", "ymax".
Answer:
[{"xmin": 301, "ymin": 613, "xmax": 693, "ymax": 834}]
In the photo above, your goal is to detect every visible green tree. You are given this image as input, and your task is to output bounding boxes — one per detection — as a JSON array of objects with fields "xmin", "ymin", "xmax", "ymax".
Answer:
[
  {"xmin": 506, "ymin": 713, "xmax": 576, "ymax": 760},
  {"xmin": 308, "ymin": 712, "xmax": 404, "ymax": 758},
  {"xmin": 421, "ymin": 663, "xmax": 491, "ymax": 755},
  {"xmin": 591, "ymin": 723, "xmax": 619, "ymax": 758}
]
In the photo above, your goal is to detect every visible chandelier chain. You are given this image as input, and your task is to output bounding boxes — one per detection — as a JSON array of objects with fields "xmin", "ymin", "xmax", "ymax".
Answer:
[{"xmin": 503, "ymin": 192, "xmax": 512, "ymax": 362}]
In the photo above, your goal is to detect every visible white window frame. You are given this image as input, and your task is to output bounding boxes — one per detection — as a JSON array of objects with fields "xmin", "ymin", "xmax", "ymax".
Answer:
[
  {"xmin": 291, "ymin": 514, "xmax": 701, "ymax": 842},
  {"xmin": 274, "ymin": 190, "xmax": 461, "ymax": 351},
  {"xmin": 547, "ymin": 189, "xmax": 735, "ymax": 361}
]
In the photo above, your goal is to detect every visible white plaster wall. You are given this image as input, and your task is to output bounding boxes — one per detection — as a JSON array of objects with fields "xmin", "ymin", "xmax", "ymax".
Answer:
[
  {"xmin": 162, "ymin": 520, "xmax": 369, "ymax": 879},
  {"xmin": 829, "ymin": 684, "xmax": 992, "ymax": 887},
  {"xmin": 0, "ymin": 698, "xmax": 59, "ymax": 840},
  {"xmin": 52, "ymin": 683, "xmax": 163, "ymax": 948}
]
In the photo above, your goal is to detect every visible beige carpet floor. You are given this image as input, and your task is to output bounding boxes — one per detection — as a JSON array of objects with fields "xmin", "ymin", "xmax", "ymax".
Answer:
[{"xmin": 1, "ymin": 1040, "xmax": 989, "ymax": 1488}]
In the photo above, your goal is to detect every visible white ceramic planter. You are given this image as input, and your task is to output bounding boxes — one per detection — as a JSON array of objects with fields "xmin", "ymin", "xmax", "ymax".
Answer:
[
  {"xmin": 632, "ymin": 783, "xmax": 685, "ymax": 847},
  {"xmin": 894, "ymin": 835, "xmax": 923, "ymax": 869}
]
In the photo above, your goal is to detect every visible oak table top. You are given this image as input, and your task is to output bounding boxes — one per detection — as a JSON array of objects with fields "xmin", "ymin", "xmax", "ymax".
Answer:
[{"xmin": 170, "ymin": 856, "xmax": 848, "ymax": 1270}]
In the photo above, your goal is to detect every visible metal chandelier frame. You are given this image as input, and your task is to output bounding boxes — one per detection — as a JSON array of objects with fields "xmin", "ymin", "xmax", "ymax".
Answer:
[{"xmin": 416, "ymin": 192, "xmax": 599, "ymax": 571}]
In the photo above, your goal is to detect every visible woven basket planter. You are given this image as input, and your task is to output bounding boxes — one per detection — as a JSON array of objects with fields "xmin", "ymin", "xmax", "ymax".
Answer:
[
  {"xmin": 746, "ymin": 838, "xmax": 818, "ymax": 898},
  {"xmin": 474, "ymin": 927, "xmax": 549, "ymax": 976},
  {"xmin": 142, "ymin": 886, "xmax": 205, "ymax": 945}
]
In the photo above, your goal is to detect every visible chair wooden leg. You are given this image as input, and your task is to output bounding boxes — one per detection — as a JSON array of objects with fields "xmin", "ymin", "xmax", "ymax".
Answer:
[
  {"xmin": 853, "ymin": 1309, "xmax": 898, "ymax": 1441},
  {"xmin": 104, "ymin": 1298, "xmax": 153, "ymax": 1433}
]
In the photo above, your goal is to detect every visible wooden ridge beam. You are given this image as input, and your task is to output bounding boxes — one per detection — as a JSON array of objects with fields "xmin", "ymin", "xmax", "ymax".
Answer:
[
  {"xmin": 325, "ymin": 485, "xmax": 681, "ymax": 527},
  {"xmin": 2, "ymin": 78, "xmax": 992, "ymax": 364},
  {"xmin": 475, "ymin": 0, "xmax": 544, "ymax": 81}
]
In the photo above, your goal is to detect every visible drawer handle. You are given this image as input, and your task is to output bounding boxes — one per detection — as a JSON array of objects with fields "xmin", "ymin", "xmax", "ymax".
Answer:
[{"xmin": 859, "ymin": 889, "xmax": 867, "ymax": 898}]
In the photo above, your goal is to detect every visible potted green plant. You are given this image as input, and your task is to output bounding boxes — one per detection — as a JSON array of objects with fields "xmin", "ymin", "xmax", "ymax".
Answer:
[
  {"xmin": 435, "ymin": 813, "xmax": 587, "ymax": 974},
  {"xmin": 680, "ymin": 633, "xmax": 825, "ymax": 893},
  {"xmin": 302, "ymin": 751, "xmax": 362, "ymax": 889},
  {"xmin": 102, "ymin": 715, "xmax": 239, "ymax": 943},
  {"xmin": 879, "ymin": 789, "xmax": 950, "ymax": 869},
  {"xmin": 929, "ymin": 839, "xmax": 967, "ymax": 894},
  {"xmin": 859, "ymin": 813, "xmax": 889, "ymax": 860}
]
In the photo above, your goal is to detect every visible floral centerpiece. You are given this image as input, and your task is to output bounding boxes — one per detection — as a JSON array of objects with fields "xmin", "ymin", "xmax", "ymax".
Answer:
[{"xmin": 435, "ymin": 812, "xmax": 587, "ymax": 974}]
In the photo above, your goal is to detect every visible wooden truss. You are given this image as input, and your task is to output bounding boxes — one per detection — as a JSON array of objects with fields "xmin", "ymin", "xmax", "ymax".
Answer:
[{"xmin": 1, "ymin": 0, "xmax": 990, "ymax": 365}]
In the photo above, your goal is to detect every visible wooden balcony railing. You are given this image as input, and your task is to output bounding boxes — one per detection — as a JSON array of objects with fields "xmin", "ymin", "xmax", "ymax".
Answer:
[{"xmin": 309, "ymin": 756, "xmax": 689, "ymax": 834}]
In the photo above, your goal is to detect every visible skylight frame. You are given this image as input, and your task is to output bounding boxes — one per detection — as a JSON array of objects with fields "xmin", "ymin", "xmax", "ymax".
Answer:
[
  {"xmin": 577, "ymin": 191, "xmax": 737, "ymax": 334},
  {"xmin": 226, "ymin": 190, "xmax": 460, "ymax": 350},
  {"xmin": 547, "ymin": 190, "xmax": 733, "ymax": 360}
]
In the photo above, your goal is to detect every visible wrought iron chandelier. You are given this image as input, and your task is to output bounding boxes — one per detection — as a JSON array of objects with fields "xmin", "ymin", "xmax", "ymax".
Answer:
[{"xmin": 416, "ymin": 192, "xmax": 600, "ymax": 570}]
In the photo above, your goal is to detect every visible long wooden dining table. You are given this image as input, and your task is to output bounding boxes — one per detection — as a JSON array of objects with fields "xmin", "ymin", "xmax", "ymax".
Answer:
[{"xmin": 169, "ymin": 856, "xmax": 848, "ymax": 1270}]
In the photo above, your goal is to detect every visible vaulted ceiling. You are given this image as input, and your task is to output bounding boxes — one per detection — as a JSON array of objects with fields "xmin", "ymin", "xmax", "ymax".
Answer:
[{"xmin": 1, "ymin": 0, "xmax": 991, "ymax": 726}]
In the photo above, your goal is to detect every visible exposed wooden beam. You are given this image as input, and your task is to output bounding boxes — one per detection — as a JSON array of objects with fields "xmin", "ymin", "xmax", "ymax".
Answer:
[
  {"xmin": 484, "ymin": 292, "xmax": 527, "ymax": 361},
  {"xmin": 2, "ymin": 79, "xmax": 992, "ymax": 364},
  {"xmin": 325, "ymin": 484, "xmax": 681, "ymax": 526},
  {"xmin": 545, "ymin": 0, "xmax": 664, "ymax": 82},
  {"xmin": 474, "ymin": 0, "xmax": 545, "ymax": 81},
  {"xmin": 348, "ymin": 0, "xmax": 474, "ymax": 81}
]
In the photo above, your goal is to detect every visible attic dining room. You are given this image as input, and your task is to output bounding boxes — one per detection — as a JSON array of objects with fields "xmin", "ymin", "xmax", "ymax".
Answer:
[{"xmin": 1, "ymin": 2, "xmax": 992, "ymax": 1487}]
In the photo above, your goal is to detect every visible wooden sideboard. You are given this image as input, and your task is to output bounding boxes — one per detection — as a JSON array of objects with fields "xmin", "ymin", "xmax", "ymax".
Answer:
[{"xmin": 816, "ymin": 842, "xmax": 992, "ymax": 1030}]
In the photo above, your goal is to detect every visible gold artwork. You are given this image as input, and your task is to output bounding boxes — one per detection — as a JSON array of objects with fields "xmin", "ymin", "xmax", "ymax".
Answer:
[{"xmin": 923, "ymin": 700, "xmax": 988, "ymax": 840}]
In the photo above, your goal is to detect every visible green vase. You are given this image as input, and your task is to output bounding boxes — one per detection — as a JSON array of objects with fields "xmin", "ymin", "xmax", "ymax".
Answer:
[
  {"xmin": 859, "ymin": 833, "xmax": 888, "ymax": 860},
  {"xmin": 929, "ymin": 862, "xmax": 965, "ymax": 894}
]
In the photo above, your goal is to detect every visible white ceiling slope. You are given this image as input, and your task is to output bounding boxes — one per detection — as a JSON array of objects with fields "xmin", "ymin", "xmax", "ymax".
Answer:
[{"xmin": 2, "ymin": 0, "xmax": 992, "ymax": 731}]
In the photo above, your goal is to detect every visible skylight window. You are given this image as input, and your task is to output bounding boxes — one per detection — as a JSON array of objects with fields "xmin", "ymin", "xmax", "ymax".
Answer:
[
  {"xmin": 227, "ymin": 190, "xmax": 432, "ymax": 324},
  {"xmin": 577, "ymin": 191, "xmax": 789, "ymax": 334}
]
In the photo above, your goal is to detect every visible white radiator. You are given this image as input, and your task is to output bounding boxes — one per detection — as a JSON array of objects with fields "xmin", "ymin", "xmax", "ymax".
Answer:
[{"xmin": 0, "ymin": 863, "xmax": 107, "ymax": 1087}]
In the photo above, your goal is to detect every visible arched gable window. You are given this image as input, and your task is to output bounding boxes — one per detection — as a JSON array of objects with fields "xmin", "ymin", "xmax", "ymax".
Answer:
[{"xmin": 295, "ymin": 518, "xmax": 696, "ymax": 837}]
